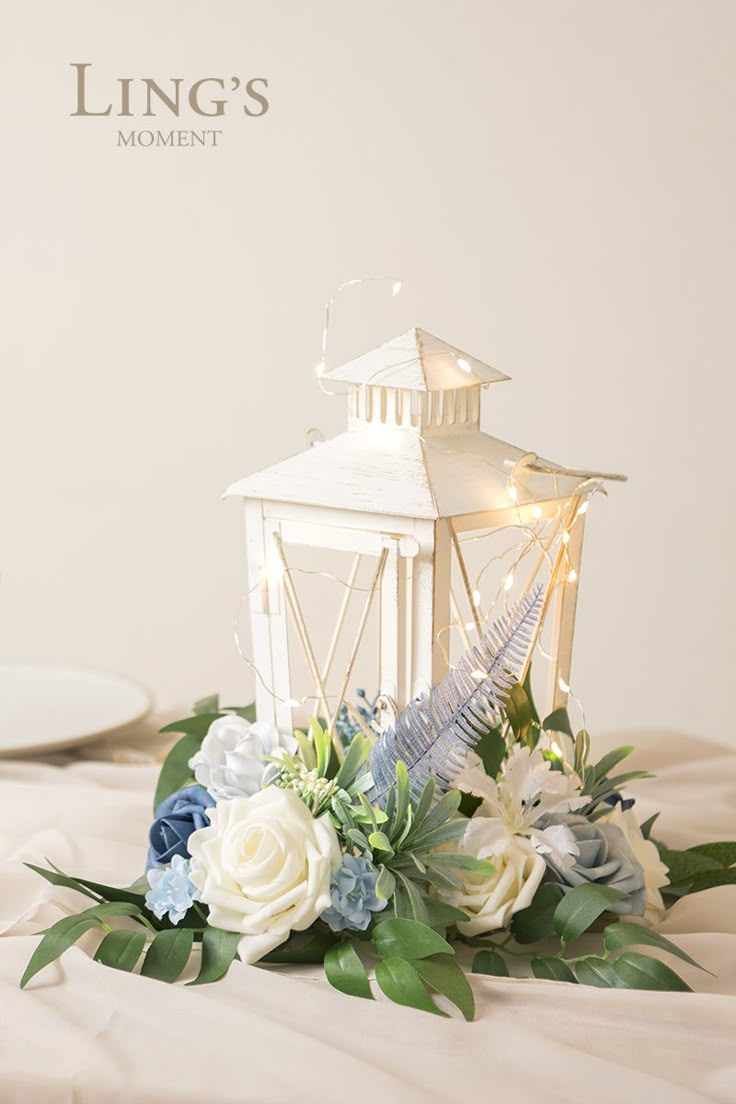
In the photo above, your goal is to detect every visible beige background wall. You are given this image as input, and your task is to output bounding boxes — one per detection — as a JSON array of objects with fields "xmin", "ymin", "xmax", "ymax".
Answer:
[{"xmin": 1, "ymin": 1, "xmax": 734, "ymax": 744}]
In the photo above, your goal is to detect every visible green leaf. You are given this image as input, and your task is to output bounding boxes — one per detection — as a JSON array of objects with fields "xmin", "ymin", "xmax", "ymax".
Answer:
[
  {"xmin": 21, "ymin": 913, "xmax": 102, "ymax": 988},
  {"xmin": 511, "ymin": 883, "xmax": 564, "ymax": 944},
  {"xmin": 368, "ymin": 831, "xmax": 394, "ymax": 856},
  {"xmin": 375, "ymin": 957, "xmax": 447, "ymax": 1017},
  {"xmin": 574, "ymin": 729, "xmax": 591, "ymax": 774},
  {"xmin": 639, "ymin": 813, "xmax": 660, "ymax": 840},
  {"xmin": 375, "ymin": 865, "xmax": 396, "ymax": 901},
  {"xmin": 522, "ymin": 666, "xmax": 541, "ymax": 727},
  {"xmin": 335, "ymin": 735, "xmax": 368, "ymax": 791},
  {"xmin": 411, "ymin": 778, "xmax": 436, "ymax": 835},
  {"xmin": 324, "ymin": 942, "xmax": 373, "ymax": 1000},
  {"xmin": 505, "ymin": 683, "xmax": 534, "ymax": 743},
  {"xmin": 140, "ymin": 928, "xmax": 194, "ymax": 983},
  {"xmin": 474, "ymin": 726, "xmax": 507, "ymax": 778},
  {"xmin": 542, "ymin": 706, "xmax": 574, "ymax": 738},
  {"xmin": 685, "ymin": 868, "xmax": 736, "ymax": 894},
  {"xmin": 413, "ymin": 954, "xmax": 475, "ymax": 1021},
  {"xmin": 391, "ymin": 760, "xmax": 411, "ymax": 841},
  {"xmin": 372, "ymin": 918, "xmax": 453, "ymax": 961},
  {"xmin": 263, "ymin": 928, "xmax": 337, "ymax": 964},
  {"xmin": 574, "ymin": 956, "xmax": 623, "ymax": 987},
  {"xmin": 471, "ymin": 949, "xmax": 509, "ymax": 976},
  {"xmin": 153, "ymin": 732, "xmax": 209, "ymax": 811},
  {"xmin": 422, "ymin": 899, "xmax": 470, "ymax": 930},
  {"xmin": 427, "ymin": 854, "xmax": 495, "ymax": 875},
  {"xmin": 531, "ymin": 956, "xmax": 577, "ymax": 983},
  {"xmin": 20, "ymin": 902, "xmax": 141, "ymax": 988},
  {"xmin": 94, "ymin": 929, "xmax": 146, "ymax": 972},
  {"xmin": 553, "ymin": 884, "xmax": 626, "ymax": 943},
  {"xmin": 222, "ymin": 703, "xmax": 257, "ymax": 722},
  {"xmin": 309, "ymin": 718, "xmax": 331, "ymax": 777},
  {"xmin": 393, "ymin": 873, "xmax": 430, "ymax": 924},
  {"xmin": 612, "ymin": 951, "xmax": 691, "ymax": 991},
  {"xmin": 193, "ymin": 694, "xmax": 220, "ymax": 715},
  {"xmin": 591, "ymin": 746, "xmax": 634, "ymax": 782},
  {"xmin": 660, "ymin": 849, "xmax": 722, "ymax": 886},
  {"xmin": 688, "ymin": 842, "xmax": 736, "ymax": 869},
  {"xmin": 604, "ymin": 921, "xmax": 706, "ymax": 971},
  {"xmin": 187, "ymin": 927, "xmax": 241, "ymax": 986},
  {"xmin": 24, "ymin": 863, "xmax": 104, "ymax": 904},
  {"xmin": 159, "ymin": 713, "xmax": 222, "ymax": 738}
]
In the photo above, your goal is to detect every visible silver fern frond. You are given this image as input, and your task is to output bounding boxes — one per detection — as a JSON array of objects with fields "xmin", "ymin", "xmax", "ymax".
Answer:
[{"xmin": 366, "ymin": 585, "xmax": 545, "ymax": 806}]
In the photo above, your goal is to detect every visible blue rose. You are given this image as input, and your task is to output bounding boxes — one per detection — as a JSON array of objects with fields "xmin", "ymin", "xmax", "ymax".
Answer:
[
  {"xmin": 321, "ymin": 854, "xmax": 388, "ymax": 932},
  {"xmin": 146, "ymin": 784, "xmax": 215, "ymax": 872}
]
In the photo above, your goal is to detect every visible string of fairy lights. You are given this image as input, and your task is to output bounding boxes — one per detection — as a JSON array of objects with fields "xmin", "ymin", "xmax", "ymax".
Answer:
[{"xmin": 231, "ymin": 277, "xmax": 607, "ymax": 741}]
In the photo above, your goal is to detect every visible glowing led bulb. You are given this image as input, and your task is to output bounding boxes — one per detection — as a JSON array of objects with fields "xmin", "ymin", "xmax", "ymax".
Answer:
[
  {"xmin": 503, "ymin": 572, "xmax": 514, "ymax": 592},
  {"xmin": 550, "ymin": 739, "xmax": 563, "ymax": 758},
  {"xmin": 508, "ymin": 484, "xmax": 518, "ymax": 503},
  {"xmin": 567, "ymin": 569, "xmax": 578, "ymax": 583},
  {"xmin": 465, "ymin": 621, "xmax": 476, "ymax": 632},
  {"xmin": 260, "ymin": 562, "xmax": 284, "ymax": 585},
  {"xmin": 532, "ymin": 505, "xmax": 542, "ymax": 519},
  {"xmin": 315, "ymin": 360, "xmax": 326, "ymax": 378},
  {"xmin": 577, "ymin": 501, "xmax": 589, "ymax": 517},
  {"xmin": 562, "ymin": 530, "xmax": 570, "ymax": 545},
  {"xmin": 285, "ymin": 698, "xmax": 302, "ymax": 709},
  {"xmin": 470, "ymin": 668, "xmax": 487, "ymax": 681},
  {"xmin": 391, "ymin": 280, "xmax": 402, "ymax": 296},
  {"xmin": 558, "ymin": 676, "xmax": 570, "ymax": 694},
  {"xmin": 472, "ymin": 589, "xmax": 481, "ymax": 608},
  {"xmin": 456, "ymin": 357, "xmax": 472, "ymax": 373}
]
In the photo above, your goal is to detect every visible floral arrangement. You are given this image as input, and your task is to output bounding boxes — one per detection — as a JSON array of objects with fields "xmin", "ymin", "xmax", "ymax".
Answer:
[{"xmin": 21, "ymin": 589, "xmax": 736, "ymax": 1020}]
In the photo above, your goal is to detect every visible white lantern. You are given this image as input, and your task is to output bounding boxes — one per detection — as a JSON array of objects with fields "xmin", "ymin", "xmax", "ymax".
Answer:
[{"xmin": 225, "ymin": 328, "xmax": 624, "ymax": 736}]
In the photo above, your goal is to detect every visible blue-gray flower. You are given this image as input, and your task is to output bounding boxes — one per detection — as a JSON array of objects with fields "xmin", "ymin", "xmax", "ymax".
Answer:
[
  {"xmin": 321, "ymin": 854, "xmax": 388, "ymax": 932},
  {"xmin": 539, "ymin": 813, "xmax": 647, "ymax": 915},
  {"xmin": 145, "ymin": 855, "xmax": 201, "ymax": 925},
  {"xmin": 146, "ymin": 784, "xmax": 214, "ymax": 872}
]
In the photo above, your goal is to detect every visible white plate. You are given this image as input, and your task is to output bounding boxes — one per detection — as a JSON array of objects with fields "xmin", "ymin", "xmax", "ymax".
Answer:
[{"xmin": 0, "ymin": 663, "xmax": 152, "ymax": 757}]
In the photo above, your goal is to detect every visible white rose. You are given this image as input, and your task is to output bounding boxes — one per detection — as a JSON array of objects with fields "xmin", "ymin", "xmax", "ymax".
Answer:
[
  {"xmin": 188, "ymin": 787, "xmax": 340, "ymax": 964},
  {"xmin": 189, "ymin": 715, "xmax": 297, "ymax": 801},
  {"xmin": 439, "ymin": 816, "xmax": 546, "ymax": 936},
  {"xmin": 600, "ymin": 805, "xmax": 670, "ymax": 924}
]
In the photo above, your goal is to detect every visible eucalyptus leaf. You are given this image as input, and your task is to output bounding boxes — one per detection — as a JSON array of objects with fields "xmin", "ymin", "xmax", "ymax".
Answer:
[
  {"xmin": 24, "ymin": 863, "xmax": 104, "ymax": 904},
  {"xmin": 612, "ymin": 951, "xmax": 691, "ymax": 991},
  {"xmin": 94, "ymin": 929, "xmax": 146, "ymax": 973},
  {"xmin": 422, "ymin": 899, "xmax": 470, "ymax": 930},
  {"xmin": 140, "ymin": 928, "xmax": 194, "ymax": 983},
  {"xmin": 324, "ymin": 942, "xmax": 373, "ymax": 1000},
  {"xmin": 530, "ymin": 956, "xmax": 577, "ymax": 983},
  {"xmin": 413, "ymin": 954, "xmax": 475, "ymax": 1021},
  {"xmin": 187, "ymin": 927, "xmax": 241, "ymax": 986},
  {"xmin": 471, "ymin": 949, "xmax": 509, "ymax": 976},
  {"xmin": 553, "ymin": 884, "xmax": 626, "ymax": 943},
  {"xmin": 372, "ymin": 918, "xmax": 453, "ymax": 961},
  {"xmin": 375, "ymin": 957, "xmax": 447, "ymax": 1017}
]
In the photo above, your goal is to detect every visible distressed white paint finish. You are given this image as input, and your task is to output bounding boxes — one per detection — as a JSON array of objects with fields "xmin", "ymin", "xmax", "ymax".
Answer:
[
  {"xmin": 325, "ymin": 327, "xmax": 510, "ymax": 391},
  {"xmin": 229, "ymin": 328, "xmax": 625, "ymax": 722}
]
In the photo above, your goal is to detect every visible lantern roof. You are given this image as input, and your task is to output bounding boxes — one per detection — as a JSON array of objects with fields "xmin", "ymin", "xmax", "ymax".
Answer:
[{"xmin": 324, "ymin": 327, "xmax": 509, "ymax": 391}]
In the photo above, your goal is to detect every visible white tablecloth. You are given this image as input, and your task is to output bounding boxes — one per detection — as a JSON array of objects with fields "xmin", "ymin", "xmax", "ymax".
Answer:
[{"xmin": 1, "ymin": 730, "xmax": 734, "ymax": 1104}]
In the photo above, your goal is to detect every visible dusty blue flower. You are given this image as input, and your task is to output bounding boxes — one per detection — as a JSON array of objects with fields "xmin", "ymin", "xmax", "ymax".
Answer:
[
  {"xmin": 145, "ymin": 854, "xmax": 201, "ymax": 925},
  {"xmin": 321, "ymin": 854, "xmax": 387, "ymax": 932},
  {"xmin": 539, "ymin": 813, "xmax": 647, "ymax": 916},
  {"xmin": 146, "ymin": 784, "xmax": 214, "ymax": 872}
]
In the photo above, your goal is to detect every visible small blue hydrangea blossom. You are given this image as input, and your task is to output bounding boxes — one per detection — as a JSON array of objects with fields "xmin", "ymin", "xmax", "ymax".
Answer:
[
  {"xmin": 145, "ymin": 854, "xmax": 201, "ymax": 925},
  {"xmin": 321, "ymin": 854, "xmax": 388, "ymax": 932}
]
